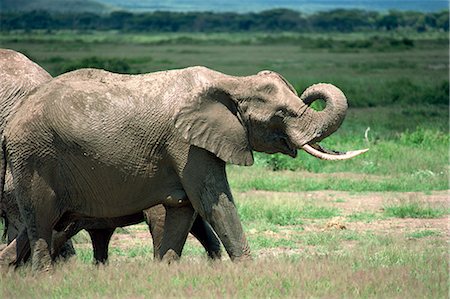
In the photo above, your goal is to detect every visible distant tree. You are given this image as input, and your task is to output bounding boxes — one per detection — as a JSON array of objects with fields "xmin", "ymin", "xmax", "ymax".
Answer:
[
  {"xmin": 107, "ymin": 11, "xmax": 134, "ymax": 30},
  {"xmin": 0, "ymin": 9, "xmax": 448, "ymax": 33},
  {"xmin": 22, "ymin": 10, "xmax": 53, "ymax": 29},
  {"xmin": 310, "ymin": 9, "xmax": 376, "ymax": 32},
  {"xmin": 434, "ymin": 10, "xmax": 449, "ymax": 31},
  {"xmin": 256, "ymin": 9, "xmax": 306, "ymax": 31},
  {"xmin": 376, "ymin": 10, "xmax": 402, "ymax": 30}
]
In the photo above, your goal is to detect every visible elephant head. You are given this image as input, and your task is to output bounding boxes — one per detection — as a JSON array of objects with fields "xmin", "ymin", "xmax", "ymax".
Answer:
[{"xmin": 174, "ymin": 69, "xmax": 367, "ymax": 166}]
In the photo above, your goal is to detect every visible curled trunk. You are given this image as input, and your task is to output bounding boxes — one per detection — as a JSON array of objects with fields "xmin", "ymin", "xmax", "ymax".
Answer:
[{"xmin": 293, "ymin": 83, "xmax": 368, "ymax": 160}]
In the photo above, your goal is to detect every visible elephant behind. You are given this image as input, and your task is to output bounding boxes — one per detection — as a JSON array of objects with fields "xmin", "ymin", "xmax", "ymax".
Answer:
[
  {"xmin": 0, "ymin": 49, "xmax": 221, "ymax": 268},
  {"xmin": 0, "ymin": 49, "xmax": 67, "ymax": 247}
]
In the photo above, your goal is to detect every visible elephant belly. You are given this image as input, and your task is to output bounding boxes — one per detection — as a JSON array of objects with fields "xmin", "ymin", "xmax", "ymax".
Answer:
[{"xmin": 49, "ymin": 155, "xmax": 184, "ymax": 218}]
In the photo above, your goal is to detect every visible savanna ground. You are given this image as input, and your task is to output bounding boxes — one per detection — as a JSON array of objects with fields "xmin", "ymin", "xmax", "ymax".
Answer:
[{"xmin": 0, "ymin": 30, "xmax": 448, "ymax": 298}]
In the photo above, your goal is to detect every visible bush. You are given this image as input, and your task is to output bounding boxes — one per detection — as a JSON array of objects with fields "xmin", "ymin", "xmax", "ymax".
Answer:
[
  {"xmin": 61, "ymin": 56, "xmax": 131, "ymax": 73},
  {"xmin": 400, "ymin": 127, "xmax": 448, "ymax": 148},
  {"xmin": 384, "ymin": 202, "xmax": 447, "ymax": 218}
]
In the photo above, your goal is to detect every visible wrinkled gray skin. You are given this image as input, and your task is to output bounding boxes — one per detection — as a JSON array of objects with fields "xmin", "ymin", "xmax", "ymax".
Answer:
[
  {"xmin": 0, "ymin": 49, "xmax": 76, "ymax": 261},
  {"xmin": 0, "ymin": 49, "xmax": 52, "ymax": 239},
  {"xmin": 3, "ymin": 66, "xmax": 355, "ymax": 271},
  {"xmin": 0, "ymin": 50, "xmax": 221, "ymax": 267}
]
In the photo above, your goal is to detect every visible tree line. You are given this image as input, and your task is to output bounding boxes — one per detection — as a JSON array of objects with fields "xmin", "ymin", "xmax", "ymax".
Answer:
[{"xmin": 1, "ymin": 8, "xmax": 448, "ymax": 32}]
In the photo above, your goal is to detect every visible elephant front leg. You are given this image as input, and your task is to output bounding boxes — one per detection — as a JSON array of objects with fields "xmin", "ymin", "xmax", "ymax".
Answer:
[
  {"xmin": 158, "ymin": 204, "xmax": 196, "ymax": 262},
  {"xmin": 205, "ymin": 192, "xmax": 251, "ymax": 261},
  {"xmin": 189, "ymin": 215, "xmax": 222, "ymax": 260},
  {"xmin": 181, "ymin": 153, "xmax": 251, "ymax": 261},
  {"xmin": 187, "ymin": 192, "xmax": 251, "ymax": 261}
]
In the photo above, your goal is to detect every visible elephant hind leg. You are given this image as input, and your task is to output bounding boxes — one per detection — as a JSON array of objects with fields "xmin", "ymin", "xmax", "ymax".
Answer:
[
  {"xmin": 87, "ymin": 228, "xmax": 115, "ymax": 264},
  {"xmin": 14, "ymin": 170, "xmax": 61, "ymax": 272},
  {"xmin": 144, "ymin": 205, "xmax": 166, "ymax": 259},
  {"xmin": 158, "ymin": 204, "xmax": 196, "ymax": 262},
  {"xmin": 0, "ymin": 228, "xmax": 30, "ymax": 268}
]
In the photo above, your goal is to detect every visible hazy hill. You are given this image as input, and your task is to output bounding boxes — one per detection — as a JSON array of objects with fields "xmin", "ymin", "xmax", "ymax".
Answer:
[
  {"xmin": 0, "ymin": 0, "xmax": 113, "ymax": 13},
  {"xmin": 1, "ymin": 0, "xmax": 447, "ymax": 13},
  {"xmin": 97, "ymin": 0, "xmax": 448, "ymax": 13}
]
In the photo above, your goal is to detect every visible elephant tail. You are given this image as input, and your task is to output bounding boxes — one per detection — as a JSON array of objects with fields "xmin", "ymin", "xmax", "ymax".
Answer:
[{"xmin": 0, "ymin": 136, "xmax": 7, "ymax": 241}]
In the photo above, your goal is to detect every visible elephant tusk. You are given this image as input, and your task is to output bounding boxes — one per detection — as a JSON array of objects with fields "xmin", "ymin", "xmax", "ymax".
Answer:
[{"xmin": 302, "ymin": 144, "xmax": 368, "ymax": 160}]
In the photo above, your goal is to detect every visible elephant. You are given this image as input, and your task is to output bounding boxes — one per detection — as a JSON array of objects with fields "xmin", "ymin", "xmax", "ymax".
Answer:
[
  {"xmin": 0, "ymin": 49, "xmax": 221, "ymax": 267},
  {"xmin": 1, "ymin": 66, "xmax": 367, "ymax": 271},
  {"xmin": 0, "ymin": 49, "xmax": 77, "ymax": 261}
]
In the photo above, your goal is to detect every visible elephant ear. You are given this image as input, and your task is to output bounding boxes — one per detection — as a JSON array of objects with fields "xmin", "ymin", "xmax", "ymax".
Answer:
[{"xmin": 174, "ymin": 87, "xmax": 253, "ymax": 166}]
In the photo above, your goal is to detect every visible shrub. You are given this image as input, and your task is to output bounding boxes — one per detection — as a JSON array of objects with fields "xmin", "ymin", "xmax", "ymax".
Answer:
[
  {"xmin": 384, "ymin": 202, "xmax": 447, "ymax": 218},
  {"xmin": 61, "ymin": 56, "xmax": 131, "ymax": 73}
]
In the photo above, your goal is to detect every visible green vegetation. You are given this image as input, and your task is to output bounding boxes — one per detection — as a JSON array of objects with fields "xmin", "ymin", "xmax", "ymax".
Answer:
[
  {"xmin": 2, "ymin": 190, "xmax": 448, "ymax": 298},
  {"xmin": 406, "ymin": 230, "xmax": 441, "ymax": 239},
  {"xmin": 60, "ymin": 56, "xmax": 132, "ymax": 74},
  {"xmin": 347, "ymin": 211, "xmax": 380, "ymax": 222},
  {"xmin": 1, "ymin": 9, "xmax": 448, "ymax": 32},
  {"xmin": 384, "ymin": 201, "xmax": 448, "ymax": 218},
  {"xmin": 238, "ymin": 201, "xmax": 340, "ymax": 225},
  {"xmin": 0, "ymin": 246, "xmax": 446, "ymax": 298}
]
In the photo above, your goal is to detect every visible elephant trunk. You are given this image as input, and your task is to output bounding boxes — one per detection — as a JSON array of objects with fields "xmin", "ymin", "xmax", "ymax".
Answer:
[
  {"xmin": 300, "ymin": 83, "xmax": 348, "ymax": 142},
  {"xmin": 291, "ymin": 83, "xmax": 368, "ymax": 160}
]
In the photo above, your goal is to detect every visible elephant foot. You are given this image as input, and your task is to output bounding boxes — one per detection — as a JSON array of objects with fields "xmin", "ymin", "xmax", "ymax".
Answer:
[
  {"xmin": 31, "ymin": 239, "xmax": 52, "ymax": 272},
  {"xmin": 56, "ymin": 241, "xmax": 76, "ymax": 261},
  {"xmin": 231, "ymin": 253, "xmax": 253, "ymax": 263},
  {"xmin": 207, "ymin": 250, "xmax": 222, "ymax": 260},
  {"xmin": 0, "ymin": 239, "xmax": 17, "ymax": 269},
  {"xmin": 161, "ymin": 249, "xmax": 180, "ymax": 264}
]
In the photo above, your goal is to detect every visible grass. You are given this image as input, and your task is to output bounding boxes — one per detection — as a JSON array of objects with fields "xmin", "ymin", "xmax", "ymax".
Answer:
[
  {"xmin": 1, "ymin": 31, "xmax": 448, "ymax": 106},
  {"xmin": 406, "ymin": 230, "xmax": 441, "ymax": 239},
  {"xmin": 1, "ymin": 190, "xmax": 448, "ymax": 297},
  {"xmin": 237, "ymin": 201, "xmax": 340, "ymax": 225},
  {"xmin": 347, "ymin": 211, "xmax": 381, "ymax": 222},
  {"xmin": 384, "ymin": 202, "xmax": 448, "ymax": 218},
  {"xmin": 0, "ymin": 238, "xmax": 447, "ymax": 298}
]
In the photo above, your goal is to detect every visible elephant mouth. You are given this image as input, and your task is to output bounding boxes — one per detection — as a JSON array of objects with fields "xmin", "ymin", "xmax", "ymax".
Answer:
[
  {"xmin": 279, "ymin": 136, "xmax": 298, "ymax": 158},
  {"xmin": 302, "ymin": 143, "xmax": 368, "ymax": 161}
]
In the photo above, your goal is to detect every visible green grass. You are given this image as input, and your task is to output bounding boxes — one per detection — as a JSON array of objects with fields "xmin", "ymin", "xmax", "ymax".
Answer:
[
  {"xmin": 1, "ymin": 237, "xmax": 446, "ymax": 298},
  {"xmin": 406, "ymin": 230, "xmax": 442, "ymax": 239},
  {"xmin": 347, "ymin": 211, "xmax": 381, "ymax": 222},
  {"xmin": 249, "ymin": 235, "xmax": 298, "ymax": 250},
  {"xmin": 236, "ymin": 193, "xmax": 341, "ymax": 226},
  {"xmin": 228, "ymin": 166, "xmax": 447, "ymax": 192},
  {"xmin": 1, "ymin": 189, "xmax": 448, "ymax": 297},
  {"xmin": 1, "ymin": 31, "xmax": 448, "ymax": 106},
  {"xmin": 384, "ymin": 202, "xmax": 448, "ymax": 218}
]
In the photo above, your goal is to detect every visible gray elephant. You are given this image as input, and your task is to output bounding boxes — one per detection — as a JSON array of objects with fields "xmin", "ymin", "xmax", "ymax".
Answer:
[
  {"xmin": 2, "ymin": 66, "xmax": 366, "ymax": 271},
  {"xmin": 0, "ymin": 49, "xmax": 221, "ymax": 267},
  {"xmin": 0, "ymin": 49, "xmax": 77, "ymax": 261},
  {"xmin": 0, "ymin": 48, "xmax": 52, "ymax": 242}
]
